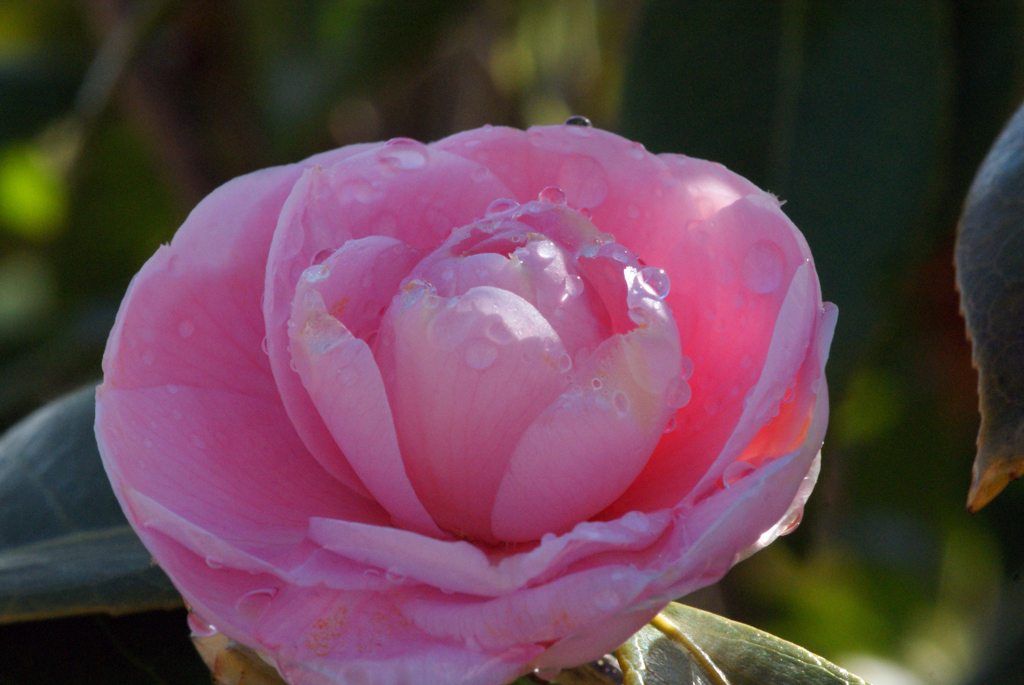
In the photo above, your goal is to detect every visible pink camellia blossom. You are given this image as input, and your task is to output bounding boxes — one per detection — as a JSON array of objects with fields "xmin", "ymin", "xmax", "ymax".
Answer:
[{"xmin": 96, "ymin": 122, "xmax": 836, "ymax": 685}]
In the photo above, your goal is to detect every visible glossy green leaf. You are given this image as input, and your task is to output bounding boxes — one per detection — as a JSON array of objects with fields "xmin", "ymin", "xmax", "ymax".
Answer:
[
  {"xmin": 0, "ymin": 384, "xmax": 180, "ymax": 623},
  {"xmin": 956, "ymin": 100, "xmax": 1024, "ymax": 512},
  {"xmin": 615, "ymin": 603, "xmax": 870, "ymax": 685}
]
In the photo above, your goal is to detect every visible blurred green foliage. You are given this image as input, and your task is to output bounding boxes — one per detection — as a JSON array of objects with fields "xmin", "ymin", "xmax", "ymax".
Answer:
[{"xmin": 0, "ymin": 1, "xmax": 1022, "ymax": 684}]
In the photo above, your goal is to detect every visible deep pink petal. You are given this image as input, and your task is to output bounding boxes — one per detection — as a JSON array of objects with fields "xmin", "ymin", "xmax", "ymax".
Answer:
[
  {"xmin": 603, "ymin": 194, "xmax": 819, "ymax": 516},
  {"xmin": 263, "ymin": 148, "xmax": 513, "ymax": 502}
]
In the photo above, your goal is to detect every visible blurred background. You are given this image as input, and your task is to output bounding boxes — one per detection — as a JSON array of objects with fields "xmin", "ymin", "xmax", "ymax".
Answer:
[{"xmin": 1, "ymin": 1, "xmax": 1023, "ymax": 684}]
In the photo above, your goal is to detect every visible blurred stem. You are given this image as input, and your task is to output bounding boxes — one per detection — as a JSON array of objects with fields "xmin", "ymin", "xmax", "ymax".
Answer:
[
  {"xmin": 766, "ymin": 0, "xmax": 808, "ymax": 196},
  {"xmin": 75, "ymin": 0, "xmax": 175, "ymax": 124}
]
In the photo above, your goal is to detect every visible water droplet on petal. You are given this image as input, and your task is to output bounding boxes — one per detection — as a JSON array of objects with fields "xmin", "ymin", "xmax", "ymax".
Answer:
[
  {"xmin": 535, "ymin": 240, "xmax": 557, "ymax": 260},
  {"xmin": 666, "ymin": 377, "xmax": 692, "ymax": 409},
  {"xmin": 363, "ymin": 568, "xmax": 381, "ymax": 579},
  {"xmin": 538, "ymin": 186, "xmax": 567, "ymax": 205},
  {"xmin": 742, "ymin": 240, "xmax": 785, "ymax": 294},
  {"xmin": 378, "ymin": 143, "xmax": 427, "ymax": 170},
  {"xmin": 664, "ymin": 415, "xmax": 677, "ymax": 433},
  {"xmin": 638, "ymin": 266, "xmax": 671, "ymax": 299},
  {"xmin": 261, "ymin": 336, "xmax": 270, "ymax": 355},
  {"xmin": 205, "ymin": 557, "xmax": 224, "ymax": 569},
  {"xmin": 563, "ymin": 115, "xmax": 592, "ymax": 127},
  {"xmin": 557, "ymin": 352, "xmax": 572, "ymax": 373},
  {"xmin": 722, "ymin": 461, "xmax": 756, "ymax": 488},
  {"xmin": 564, "ymin": 274, "xmax": 584, "ymax": 297},
  {"xmin": 465, "ymin": 339, "xmax": 498, "ymax": 369},
  {"xmin": 177, "ymin": 320, "xmax": 195, "ymax": 338},
  {"xmin": 234, "ymin": 587, "xmax": 278, "ymax": 622},
  {"xmin": 310, "ymin": 248, "xmax": 334, "ymax": 266},
  {"xmin": 591, "ymin": 377, "xmax": 603, "ymax": 391},
  {"xmin": 680, "ymin": 355, "xmax": 694, "ymax": 380},
  {"xmin": 304, "ymin": 264, "xmax": 331, "ymax": 283},
  {"xmin": 613, "ymin": 390, "xmax": 630, "ymax": 417},
  {"xmin": 780, "ymin": 508, "xmax": 805, "ymax": 535},
  {"xmin": 627, "ymin": 142, "xmax": 645, "ymax": 159},
  {"xmin": 486, "ymin": 198, "xmax": 519, "ymax": 215},
  {"xmin": 486, "ymin": 320, "xmax": 514, "ymax": 345},
  {"xmin": 593, "ymin": 589, "xmax": 620, "ymax": 611},
  {"xmin": 385, "ymin": 568, "xmax": 405, "ymax": 584},
  {"xmin": 187, "ymin": 613, "xmax": 218, "ymax": 637},
  {"xmin": 598, "ymin": 242, "xmax": 632, "ymax": 263}
]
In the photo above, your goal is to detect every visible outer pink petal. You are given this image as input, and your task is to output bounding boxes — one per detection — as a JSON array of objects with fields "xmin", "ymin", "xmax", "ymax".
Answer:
[
  {"xmin": 306, "ymin": 509, "xmax": 673, "ymax": 597},
  {"xmin": 96, "ymin": 146, "xmax": 383, "ymax": 557},
  {"xmin": 263, "ymin": 146, "xmax": 513, "ymax": 503},
  {"xmin": 434, "ymin": 125, "xmax": 760, "ymax": 259},
  {"xmin": 142, "ymin": 531, "xmax": 539, "ymax": 685}
]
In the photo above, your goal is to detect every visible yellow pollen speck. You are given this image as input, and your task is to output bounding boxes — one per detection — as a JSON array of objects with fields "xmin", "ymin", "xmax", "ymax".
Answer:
[{"xmin": 329, "ymin": 297, "xmax": 350, "ymax": 317}]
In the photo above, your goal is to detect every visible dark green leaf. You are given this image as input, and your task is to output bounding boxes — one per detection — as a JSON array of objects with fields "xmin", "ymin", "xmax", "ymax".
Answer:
[
  {"xmin": 956, "ymin": 100, "xmax": 1024, "ymax": 512},
  {"xmin": 0, "ymin": 384, "xmax": 179, "ymax": 623},
  {"xmin": 616, "ymin": 603, "xmax": 870, "ymax": 685},
  {"xmin": 0, "ymin": 609, "xmax": 210, "ymax": 685},
  {"xmin": 620, "ymin": 0, "xmax": 950, "ymax": 389}
]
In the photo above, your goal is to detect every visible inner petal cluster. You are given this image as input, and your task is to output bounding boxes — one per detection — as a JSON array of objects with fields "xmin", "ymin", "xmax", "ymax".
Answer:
[{"xmin": 287, "ymin": 191, "xmax": 687, "ymax": 543}]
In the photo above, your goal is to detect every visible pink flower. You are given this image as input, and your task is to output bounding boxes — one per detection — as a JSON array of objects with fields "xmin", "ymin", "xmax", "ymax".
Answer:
[{"xmin": 96, "ymin": 124, "xmax": 836, "ymax": 685}]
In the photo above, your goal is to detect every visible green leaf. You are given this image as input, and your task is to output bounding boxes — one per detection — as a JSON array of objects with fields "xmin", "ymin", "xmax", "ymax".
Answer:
[
  {"xmin": 615, "ymin": 603, "xmax": 870, "ymax": 685},
  {"xmin": 0, "ymin": 384, "xmax": 180, "ymax": 623},
  {"xmin": 620, "ymin": 0, "xmax": 951, "ymax": 390},
  {"xmin": 956, "ymin": 100, "xmax": 1024, "ymax": 512}
]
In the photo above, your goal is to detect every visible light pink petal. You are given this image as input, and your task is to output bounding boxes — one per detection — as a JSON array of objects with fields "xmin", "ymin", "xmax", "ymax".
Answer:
[
  {"xmin": 435, "ymin": 125, "xmax": 763, "ymax": 260},
  {"xmin": 263, "ymin": 147, "xmax": 512, "ymax": 501},
  {"xmin": 307, "ymin": 509, "xmax": 673, "ymax": 597},
  {"xmin": 96, "ymin": 147, "xmax": 384, "ymax": 559},
  {"xmin": 143, "ymin": 531, "xmax": 538, "ymax": 685},
  {"xmin": 400, "ymin": 564, "xmax": 651, "ymax": 652},
  {"xmin": 377, "ymin": 284, "xmax": 568, "ymax": 541},
  {"xmin": 288, "ymin": 262, "xmax": 441, "ymax": 536},
  {"xmin": 96, "ymin": 386, "xmax": 389, "ymax": 571}
]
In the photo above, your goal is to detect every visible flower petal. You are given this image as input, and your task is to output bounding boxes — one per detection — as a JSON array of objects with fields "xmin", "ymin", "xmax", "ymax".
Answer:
[
  {"xmin": 490, "ymin": 297, "xmax": 682, "ymax": 541},
  {"xmin": 603, "ymin": 194, "xmax": 819, "ymax": 515},
  {"xmin": 288, "ymin": 256, "xmax": 442, "ymax": 536},
  {"xmin": 378, "ymin": 284, "xmax": 568, "ymax": 541},
  {"xmin": 263, "ymin": 147, "xmax": 513, "ymax": 502}
]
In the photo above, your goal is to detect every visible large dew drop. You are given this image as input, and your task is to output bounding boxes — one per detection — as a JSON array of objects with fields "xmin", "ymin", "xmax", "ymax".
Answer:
[
  {"xmin": 742, "ymin": 240, "xmax": 785, "ymax": 294},
  {"xmin": 465, "ymin": 338, "xmax": 498, "ymax": 369},
  {"xmin": 638, "ymin": 266, "xmax": 671, "ymax": 300},
  {"xmin": 538, "ymin": 186, "xmax": 567, "ymax": 205}
]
